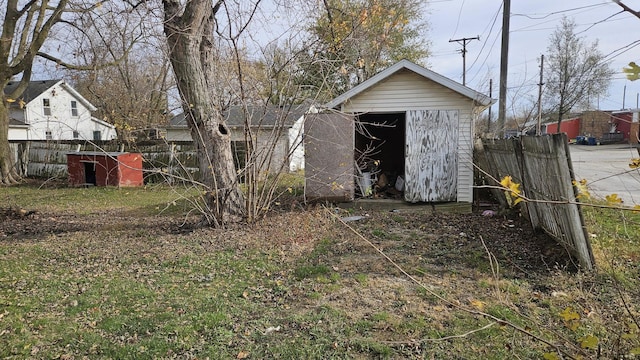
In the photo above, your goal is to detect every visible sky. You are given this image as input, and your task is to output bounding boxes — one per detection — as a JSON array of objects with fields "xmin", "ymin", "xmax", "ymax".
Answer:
[
  {"xmin": 35, "ymin": 0, "xmax": 640, "ymax": 118},
  {"xmin": 425, "ymin": 0, "xmax": 640, "ymax": 116}
]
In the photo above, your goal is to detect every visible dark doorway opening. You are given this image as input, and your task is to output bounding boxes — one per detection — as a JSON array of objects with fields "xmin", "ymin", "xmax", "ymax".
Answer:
[
  {"xmin": 354, "ymin": 112, "xmax": 405, "ymax": 199},
  {"xmin": 84, "ymin": 162, "xmax": 97, "ymax": 185}
]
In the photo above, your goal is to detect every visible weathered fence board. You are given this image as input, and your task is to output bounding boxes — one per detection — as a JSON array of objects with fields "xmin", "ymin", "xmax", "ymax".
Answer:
[
  {"xmin": 481, "ymin": 134, "xmax": 594, "ymax": 270},
  {"xmin": 17, "ymin": 141, "xmax": 199, "ymax": 183}
]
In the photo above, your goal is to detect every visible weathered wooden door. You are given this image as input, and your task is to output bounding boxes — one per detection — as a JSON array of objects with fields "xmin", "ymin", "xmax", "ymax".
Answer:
[
  {"xmin": 304, "ymin": 113, "xmax": 355, "ymax": 201},
  {"xmin": 404, "ymin": 110, "xmax": 459, "ymax": 202}
]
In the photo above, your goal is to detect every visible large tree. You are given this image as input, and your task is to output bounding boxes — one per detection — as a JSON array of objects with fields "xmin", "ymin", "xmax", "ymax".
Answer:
[
  {"xmin": 298, "ymin": 0, "xmax": 429, "ymax": 101},
  {"xmin": 544, "ymin": 17, "xmax": 614, "ymax": 130},
  {"xmin": 0, "ymin": 0, "xmax": 139, "ymax": 184},
  {"xmin": 0, "ymin": 0, "xmax": 69, "ymax": 185},
  {"xmin": 162, "ymin": 0, "xmax": 247, "ymax": 226}
]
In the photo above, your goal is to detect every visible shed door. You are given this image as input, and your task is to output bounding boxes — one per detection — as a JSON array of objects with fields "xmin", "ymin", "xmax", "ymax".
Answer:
[
  {"xmin": 405, "ymin": 110, "xmax": 459, "ymax": 202},
  {"xmin": 304, "ymin": 113, "xmax": 355, "ymax": 201}
]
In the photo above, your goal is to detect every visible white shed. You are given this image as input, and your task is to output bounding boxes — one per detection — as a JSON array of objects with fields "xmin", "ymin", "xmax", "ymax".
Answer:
[{"xmin": 304, "ymin": 60, "xmax": 494, "ymax": 205}]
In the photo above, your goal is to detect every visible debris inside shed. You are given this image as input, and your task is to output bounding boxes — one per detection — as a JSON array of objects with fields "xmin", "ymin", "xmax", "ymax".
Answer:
[{"xmin": 355, "ymin": 112, "xmax": 406, "ymax": 199}]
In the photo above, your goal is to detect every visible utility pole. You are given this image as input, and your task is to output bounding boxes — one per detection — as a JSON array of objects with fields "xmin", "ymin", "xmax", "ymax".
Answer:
[
  {"xmin": 537, "ymin": 55, "xmax": 544, "ymax": 135},
  {"xmin": 449, "ymin": 36, "xmax": 480, "ymax": 86},
  {"xmin": 497, "ymin": 0, "xmax": 510, "ymax": 138},
  {"xmin": 488, "ymin": 79, "xmax": 493, "ymax": 133}
]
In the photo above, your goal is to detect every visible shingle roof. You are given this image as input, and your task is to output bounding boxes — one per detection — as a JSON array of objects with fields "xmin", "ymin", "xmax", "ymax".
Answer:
[
  {"xmin": 4, "ymin": 79, "xmax": 60, "ymax": 103},
  {"xmin": 9, "ymin": 118, "xmax": 28, "ymax": 127},
  {"xmin": 169, "ymin": 104, "xmax": 309, "ymax": 128}
]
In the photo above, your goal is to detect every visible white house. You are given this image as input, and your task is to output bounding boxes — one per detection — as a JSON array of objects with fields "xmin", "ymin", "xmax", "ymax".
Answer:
[
  {"xmin": 165, "ymin": 104, "xmax": 313, "ymax": 173},
  {"xmin": 5, "ymin": 79, "xmax": 117, "ymax": 141}
]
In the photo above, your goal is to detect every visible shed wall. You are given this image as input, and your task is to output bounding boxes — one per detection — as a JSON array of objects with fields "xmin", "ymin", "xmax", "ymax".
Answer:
[
  {"xmin": 340, "ymin": 70, "xmax": 478, "ymax": 203},
  {"xmin": 67, "ymin": 153, "xmax": 143, "ymax": 187}
]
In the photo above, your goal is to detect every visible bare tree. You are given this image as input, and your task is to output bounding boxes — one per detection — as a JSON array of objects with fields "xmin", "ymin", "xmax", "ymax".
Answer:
[
  {"xmin": 0, "ymin": 0, "xmax": 139, "ymax": 185},
  {"xmin": 162, "ymin": 0, "xmax": 246, "ymax": 226},
  {"xmin": 66, "ymin": 6, "xmax": 172, "ymax": 141},
  {"xmin": 544, "ymin": 17, "xmax": 614, "ymax": 131}
]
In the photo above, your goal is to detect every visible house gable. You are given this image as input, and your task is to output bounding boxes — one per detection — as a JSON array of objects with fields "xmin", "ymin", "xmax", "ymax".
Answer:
[
  {"xmin": 337, "ymin": 69, "xmax": 483, "ymax": 113},
  {"xmin": 325, "ymin": 59, "xmax": 493, "ymax": 111},
  {"xmin": 4, "ymin": 80, "xmax": 111, "ymax": 141}
]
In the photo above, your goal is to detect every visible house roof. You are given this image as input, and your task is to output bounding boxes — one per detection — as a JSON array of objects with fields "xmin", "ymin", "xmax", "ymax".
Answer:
[
  {"xmin": 324, "ymin": 59, "xmax": 495, "ymax": 109},
  {"xmin": 91, "ymin": 116, "xmax": 116, "ymax": 129},
  {"xmin": 169, "ymin": 104, "xmax": 309, "ymax": 129},
  {"xmin": 4, "ymin": 79, "xmax": 60, "ymax": 102},
  {"xmin": 9, "ymin": 118, "xmax": 28, "ymax": 127},
  {"xmin": 4, "ymin": 79, "xmax": 97, "ymax": 111}
]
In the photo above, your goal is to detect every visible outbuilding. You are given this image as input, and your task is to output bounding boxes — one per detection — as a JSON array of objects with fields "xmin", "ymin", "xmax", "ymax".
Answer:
[
  {"xmin": 304, "ymin": 60, "xmax": 494, "ymax": 207},
  {"xmin": 67, "ymin": 152, "xmax": 143, "ymax": 187}
]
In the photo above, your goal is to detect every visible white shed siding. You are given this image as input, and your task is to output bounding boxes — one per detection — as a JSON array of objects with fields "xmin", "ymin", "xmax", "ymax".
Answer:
[
  {"xmin": 341, "ymin": 69, "xmax": 478, "ymax": 203},
  {"xmin": 340, "ymin": 70, "xmax": 479, "ymax": 112}
]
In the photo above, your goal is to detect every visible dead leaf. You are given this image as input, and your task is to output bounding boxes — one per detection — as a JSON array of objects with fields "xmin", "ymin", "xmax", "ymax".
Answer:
[
  {"xmin": 237, "ymin": 350, "xmax": 249, "ymax": 359},
  {"xmin": 469, "ymin": 299, "xmax": 485, "ymax": 311}
]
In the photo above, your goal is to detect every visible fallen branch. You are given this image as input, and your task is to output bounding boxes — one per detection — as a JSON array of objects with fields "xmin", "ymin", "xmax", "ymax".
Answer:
[{"xmin": 327, "ymin": 207, "xmax": 588, "ymax": 359}]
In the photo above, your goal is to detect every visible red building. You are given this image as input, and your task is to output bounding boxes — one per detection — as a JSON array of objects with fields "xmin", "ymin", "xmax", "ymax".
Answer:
[
  {"xmin": 67, "ymin": 152, "xmax": 144, "ymax": 187},
  {"xmin": 545, "ymin": 117, "xmax": 581, "ymax": 140},
  {"xmin": 611, "ymin": 110, "xmax": 640, "ymax": 144},
  {"xmin": 545, "ymin": 110, "xmax": 640, "ymax": 144}
]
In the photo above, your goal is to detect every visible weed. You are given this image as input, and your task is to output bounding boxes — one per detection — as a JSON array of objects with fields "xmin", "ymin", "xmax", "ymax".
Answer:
[
  {"xmin": 294, "ymin": 264, "xmax": 330, "ymax": 280},
  {"xmin": 354, "ymin": 273, "xmax": 368, "ymax": 285}
]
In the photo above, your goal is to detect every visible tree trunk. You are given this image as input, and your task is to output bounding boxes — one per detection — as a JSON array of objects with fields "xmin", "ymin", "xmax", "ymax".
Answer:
[
  {"xmin": 0, "ymin": 98, "xmax": 20, "ymax": 185},
  {"xmin": 163, "ymin": 0, "xmax": 245, "ymax": 226}
]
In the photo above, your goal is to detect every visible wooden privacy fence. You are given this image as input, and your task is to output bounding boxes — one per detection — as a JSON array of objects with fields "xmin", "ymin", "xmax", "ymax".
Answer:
[
  {"xmin": 16, "ymin": 141, "xmax": 199, "ymax": 183},
  {"xmin": 481, "ymin": 134, "xmax": 595, "ymax": 270}
]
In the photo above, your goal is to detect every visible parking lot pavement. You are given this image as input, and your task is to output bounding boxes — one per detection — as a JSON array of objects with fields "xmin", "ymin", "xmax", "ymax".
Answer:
[{"xmin": 569, "ymin": 144, "xmax": 640, "ymax": 207}]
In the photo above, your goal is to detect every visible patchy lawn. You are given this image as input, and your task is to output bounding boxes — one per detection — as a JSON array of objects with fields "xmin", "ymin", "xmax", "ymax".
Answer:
[{"xmin": 1, "ymin": 181, "xmax": 639, "ymax": 359}]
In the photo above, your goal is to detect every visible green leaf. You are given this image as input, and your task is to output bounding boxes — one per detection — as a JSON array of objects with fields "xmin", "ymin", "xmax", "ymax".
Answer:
[
  {"xmin": 623, "ymin": 62, "xmax": 640, "ymax": 81},
  {"xmin": 559, "ymin": 307, "xmax": 580, "ymax": 321},
  {"xmin": 580, "ymin": 334, "xmax": 598, "ymax": 349},
  {"xmin": 543, "ymin": 352, "xmax": 560, "ymax": 360}
]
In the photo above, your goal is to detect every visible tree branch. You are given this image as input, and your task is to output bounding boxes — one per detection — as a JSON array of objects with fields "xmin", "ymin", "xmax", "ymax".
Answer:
[
  {"xmin": 36, "ymin": 33, "xmax": 140, "ymax": 71},
  {"xmin": 612, "ymin": 0, "xmax": 640, "ymax": 19}
]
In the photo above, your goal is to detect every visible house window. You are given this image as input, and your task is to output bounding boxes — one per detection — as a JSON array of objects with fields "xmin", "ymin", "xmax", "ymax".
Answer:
[
  {"xmin": 45, "ymin": 130, "xmax": 52, "ymax": 140},
  {"xmin": 71, "ymin": 101, "xmax": 78, "ymax": 116},
  {"xmin": 73, "ymin": 130, "xmax": 80, "ymax": 139},
  {"xmin": 93, "ymin": 131, "xmax": 101, "ymax": 141},
  {"xmin": 231, "ymin": 141, "xmax": 247, "ymax": 182},
  {"xmin": 43, "ymin": 98, "xmax": 51, "ymax": 116}
]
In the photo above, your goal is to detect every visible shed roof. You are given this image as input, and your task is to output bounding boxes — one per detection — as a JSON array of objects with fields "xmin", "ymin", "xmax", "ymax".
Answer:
[
  {"xmin": 324, "ymin": 59, "xmax": 494, "ymax": 109},
  {"xmin": 67, "ymin": 152, "xmax": 132, "ymax": 157},
  {"xmin": 9, "ymin": 118, "xmax": 28, "ymax": 127},
  {"xmin": 169, "ymin": 104, "xmax": 309, "ymax": 129}
]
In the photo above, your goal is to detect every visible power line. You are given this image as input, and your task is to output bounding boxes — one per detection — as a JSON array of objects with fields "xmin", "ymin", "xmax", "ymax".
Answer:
[
  {"xmin": 575, "ymin": 10, "xmax": 625, "ymax": 35},
  {"xmin": 451, "ymin": 0, "xmax": 466, "ymax": 39},
  {"xmin": 511, "ymin": 3, "xmax": 607, "ymax": 20},
  {"xmin": 466, "ymin": 3, "xmax": 502, "ymax": 77},
  {"xmin": 449, "ymin": 36, "xmax": 480, "ymax": 85},
  {"xmin": 512, "ymin": 15, "xmax": 633, "ymax": 33}
]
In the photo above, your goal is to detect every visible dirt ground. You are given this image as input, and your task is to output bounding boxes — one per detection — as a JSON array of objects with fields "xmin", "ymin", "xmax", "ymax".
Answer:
[{"xmin": 0, "ymin": 197, "xmax": 575, "ymax": 284}]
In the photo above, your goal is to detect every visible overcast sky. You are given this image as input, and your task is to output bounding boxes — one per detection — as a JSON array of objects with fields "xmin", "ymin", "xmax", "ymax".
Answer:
[{"xmin": 426, "ymin": 0, "xmax": 640, "ymax": 114}]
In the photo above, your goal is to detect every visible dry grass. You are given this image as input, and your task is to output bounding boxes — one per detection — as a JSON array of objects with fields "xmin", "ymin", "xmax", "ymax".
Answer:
[{"xmin": 0, "ymin": 182, "xmax": 639, "ymax": 359}]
